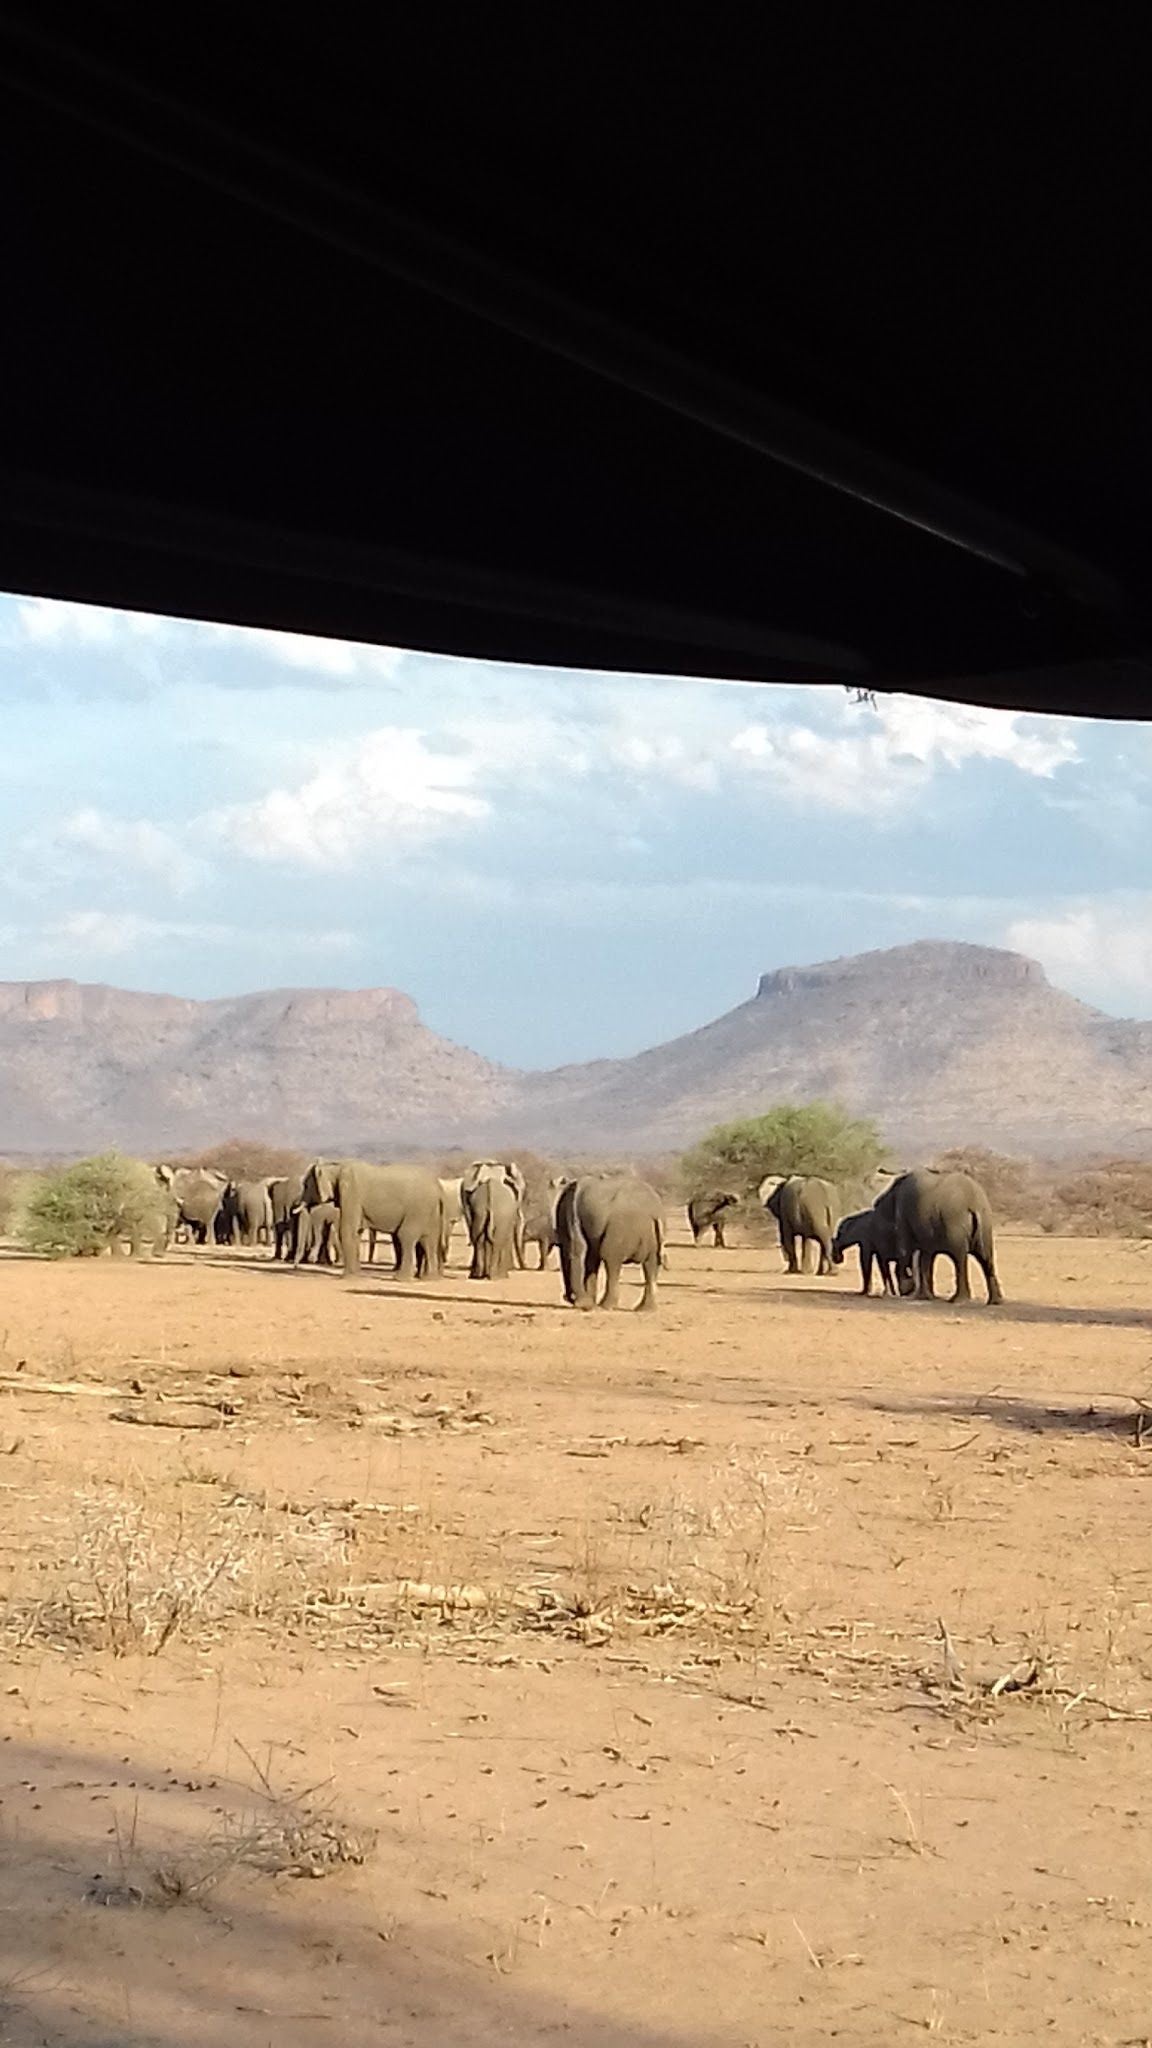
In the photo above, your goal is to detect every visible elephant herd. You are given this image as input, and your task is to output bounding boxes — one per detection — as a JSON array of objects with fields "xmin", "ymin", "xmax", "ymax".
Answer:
[
  {"xmin": 154, "ymin": 1158, "xmax": 666, "ymax": 1311},
  {"xmin": 151, "ymin": 1157, "xmax": 1000, "ymax": 1309},
  {"xmin": 690, "ymin": 1167, "xmax": 1003, "ymax": 1304}
]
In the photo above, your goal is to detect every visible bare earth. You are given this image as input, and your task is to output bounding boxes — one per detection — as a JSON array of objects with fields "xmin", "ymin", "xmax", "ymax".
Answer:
[{"xmin": 2, "ymin": 1232, "xmax": 1152, "ymax": 2047}]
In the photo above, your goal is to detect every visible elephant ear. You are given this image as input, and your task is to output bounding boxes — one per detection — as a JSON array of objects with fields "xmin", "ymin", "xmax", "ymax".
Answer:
[
  {"xmin": 307, "ymin": 1160, "xmax": 336, "ymax": 1205},
  {"xmin": 155, "ymin": 1163, "xmax": 174, "ymax": 1186},
  {"xmin": 757, "ymin": 1174, "xmax": 788, "ymax": 1204}
]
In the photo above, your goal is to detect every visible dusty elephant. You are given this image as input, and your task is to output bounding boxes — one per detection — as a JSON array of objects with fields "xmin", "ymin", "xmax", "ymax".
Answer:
[
  {"xmin": 303, "ymin": 1160, "xmax": 443, "ymax": 1280},
  {"xmin": 884, "ymin": 1168, "xmax": 1003, "ymax": 1304},
  {"xmin": 293, "ymin": 1198, "xmax": 340, "ymax": 1268},
  {"xmin": 221, "ymin": 1177, "xmax": 273, "ymax": 1249},
  {"xmin": 832, "ymin": 1208, "xmax": 899, "ymax": 1296},
  {"xmin": 522, "ymin": 1174, "xmax": 569, "ymax": 1269},
  {"xmin": 462, "ymin": 1172, "xmax": 519, "ymax": 1281},
  {"xmin": 155, "ymin": 1165, "xmax": 227, "ymax": 1245},
  {"xmin": 759, "ymin": 1175, "xmax": 840, "ymax": 1275},
  {"xmin": 269, "ymin": 1174, "xmax": 304, "ymax": 1260},
  {"xmin": 557, "ymin": 1173, "xmax": 664, "ymax": 1312},
  {"xmin": 687, "ymin": 1191, "xmax": 739, "ymax": 1248},
  {"xmin": 462, "ymin": 1160, "xmax": 528, "ymax": 1268}
]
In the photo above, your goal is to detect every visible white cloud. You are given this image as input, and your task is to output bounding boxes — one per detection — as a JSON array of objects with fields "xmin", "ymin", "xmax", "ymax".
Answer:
[
  {"xmin": 53, "ymin": 808, "xmax": 202, "ymax": 895},
  {"xmin": 729, "ymin": 694, "xmax": 1076, "ymax": 813},
  {"xmin": 8, "ymin": 596, "xmax": 168, "ymax": 645},
  {"xmin": 39, "ymin": 910, "xmax": 354, "ymax": 960},
  {"xmin": 211, "ymin": 726, "xmax": 491, "ymax": 867},
  {"xmin": 205, "ymin": 621, "xmax": 404, "ymax": 679},
  {"xmin": 1006, "ymin": 897, "xmax": 1152, "ymax": 1010}
]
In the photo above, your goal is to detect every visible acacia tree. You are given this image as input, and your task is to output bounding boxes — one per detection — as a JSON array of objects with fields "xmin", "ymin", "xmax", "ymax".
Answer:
[
  {"xmin": 681, "ymin": 1102, "xmax": 884, "ymax": 1202},
  {"xmin": 17, "ymin": 1153, "xmax": 163, "ymax": 1258}
]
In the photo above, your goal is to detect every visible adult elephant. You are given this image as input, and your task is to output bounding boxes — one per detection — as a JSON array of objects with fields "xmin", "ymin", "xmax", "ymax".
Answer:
[
  {"xmin": 832, "ymin": 1207, "xmax": 899, "ymax": 1296},
  {"xmin": 461, "ymin": 1161, "xmax": 527, "ymax": 1270},
  {"xmin": 886, "ymin": 1168, "xmax": 1003, "ymax": 1305},
  {"xmin": 523, "ymin": 1174, "xmax": 569, "ymax": 1269},
  {"xmin": 222, "ymin": 1178, "xmax": 273, "ymax": 1249},
  {"xmin": 687, "ymin": 1191, "xmax": 738, "ymax": 1248},
  {"xmin": 557, "ymin": 1172, "xmax": 663, "ymax": 1312},
  {"xmin": 437, "ymin": 1176, "xmax": 463, "ymax": 1265},
  {"xmin": 269, "ymin": 1174, "xmax": 304, "ymax": 1260},
  {"xmin": 155, "ymin": 1165, "xmax": 227, "ymax": 1245},
  {"xmin": 461, "ymin": 1169, "xmax": 519, "ymax": 1280},
  {"xmin": 302, "ymin": 1160, "xmax": 442, "ymax": 1280},
  {"xmin": 759, "ymin": 1175, "xmax": 840, "ymax": 1276}
]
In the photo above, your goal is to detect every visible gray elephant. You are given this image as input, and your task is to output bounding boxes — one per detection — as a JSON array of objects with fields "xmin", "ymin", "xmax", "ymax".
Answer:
[
  {"xmin": 220, "ymin": 1177, "xmax": 273, "ymax": 1249},
  {"xmin": 832, "ymin": 1208, "xmax": 899, "ymax": 1296},
  {"xmin": 882, "ymin": 1168, "xmax": 1003, "ymax": 1304},
  {"xmin": 759, "ymin": 1174, "xmax": 840, "ymax": 1275},
  {"xmin": 303, "ymin": 1159, "xmax": 442, "ymax": 1280},
  {"xmin": 522, "ymin": 1174, "xmax": 569, "ymax": 1269},
  {"xmin": 557, "ymin": 1172, "xmax": 664, "ymax": 1312},
  {"xmin": 688, "ymin": 1191, "xmax": 738, "ymax": 1247},
  {"xmin": 269, "ymin": 1174, "xmax": 304, "ymax": 1260},
  {"xmin": 293, "ymin": 1198, "xmax": 340, "ymax": 1268},
  {"xmin": 461, "ymin": 1170, "xmax": 519, "ymax": 1281},
  {"xmin": 155, "ymin": 1165, "xmax": 227, "ymax": 1245}
]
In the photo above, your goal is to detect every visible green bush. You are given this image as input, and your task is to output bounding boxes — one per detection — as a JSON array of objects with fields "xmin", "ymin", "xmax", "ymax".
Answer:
[
  {"xmin": 17, "ymin": 1152, "xmax": 164, "ymax": 1259},
  {"xmin": 681, "ymin": 1102, "xmax": 885, "ymax": 1203}
]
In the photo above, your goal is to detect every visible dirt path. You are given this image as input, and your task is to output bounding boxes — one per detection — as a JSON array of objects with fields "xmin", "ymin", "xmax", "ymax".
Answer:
[{"xmin": 2, "ymin": 1234, "xmax": 1151, "ymax": 2044}]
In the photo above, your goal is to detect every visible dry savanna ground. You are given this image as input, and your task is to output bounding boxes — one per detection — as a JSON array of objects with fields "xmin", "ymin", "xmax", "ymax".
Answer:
[{"xmin": 2, "ymin": 1226, "xmax": 1152, "ymax": 2047}]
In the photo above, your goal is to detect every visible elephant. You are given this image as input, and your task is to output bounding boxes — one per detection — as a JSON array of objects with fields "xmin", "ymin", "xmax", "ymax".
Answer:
[
  {"xmin": 302, "ymin": 1159, "xmax": 442, "ymax": 1280},
  {"xmin": 832, "ymin": 1207, "xmax": 899, "ymax": 1296},
  {"xmin": 522, "ymin": 1174, "xmax": 569, "ymax": 1269},
  {"xmin": 269, "ymin": 1174, "xmax": 304, "ymax": 1260},
  {"xmin": 437, "ymin": 1176, "xmax": 463, "ymax": 1265},
  {"xmin": 220, "ymin": 1177, "xmax": 273, "ymax": 1249},
  {"xmin": 155, "ymin": 1165, "xmax": 227, "ymax": 1245},
  {"xmin": 759, "ymin": 1175, "xmax": 840, "ymax": 1275},
  {"xmin": 884, "ymin": 1168, "xmax": 1003, "ymax": 1305},
  {"xmin": 293, "ymin": 1198, "xmax": 340, "ymax": 1268},
  {"xmin": 463, "ymin": 1160, "xmax": 528, "ymax": 1267},
  {"xmin": 462, "ymin": 1172, "xmax": 519, "ymax": 1280},
  {"xmin": 687, "ymin": 1190, "xmax": 739, "ymax": 1247},
  {"xmin": 557, "ymin": 1172, "xmax": 664, "ymax": 1312}
]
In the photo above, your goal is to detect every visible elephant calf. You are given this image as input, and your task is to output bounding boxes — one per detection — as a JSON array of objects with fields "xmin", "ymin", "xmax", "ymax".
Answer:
[{"xmin": 832, "ymin": 1209, "xmax": 899, "ymax": 1296}]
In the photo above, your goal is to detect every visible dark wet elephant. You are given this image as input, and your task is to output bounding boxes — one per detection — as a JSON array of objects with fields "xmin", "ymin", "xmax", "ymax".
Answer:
[
  {"xmin": 759, "ymin": 1175, "xmax": 840, "ymax": 1275},
  {"xmin": 557, "ymin": 1173, "xmax": 664, "ymax": 1312},
  {"xmin": 687, "ymin": 1191, "xmax": 739, "ymax": 1248}
]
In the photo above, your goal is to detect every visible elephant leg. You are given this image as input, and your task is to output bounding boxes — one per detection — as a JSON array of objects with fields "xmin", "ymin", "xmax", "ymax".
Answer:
[
  {"xmin": 394, "ymin": 1224, "xmax": 418, "ymax": 1283},
  {"xmin": 512, "ymin": 1218, "xmax": 527, "ymax": 1270},
  {"xmin": 916, "ymin": 1251, "xmax": 937, "ymax": 1299},
  {"xmin": 714, "ymin": 1222, "xmax": 726, "ymax": 1249},
  {"xmin": 816, "ymin": 1232, "xmax": 833, "ymax": 1276},
  {"xmin": 636, "ymin": 1251, "xmax": 658, "ymax": 1311},
  {"xmin": 781, "ymin": 1229, "xmax": 799, "ymax": 1274},
  {"xmin": 859, "ymin": 1246, "xmax": 874, "ymax": 1296},
  {"xmin": 338, "ymin": 1211, "xmax": 361, "ymax": 1276},
  {"xmin": 977, "ymin": 1253, "xmax": 1003, "ymax": 1306},
  {"xmin": 578, "ymin": 1246, "xmax": 600, "ymax": 1310},
  {"xmin": 881, "ymin": 1257, "xmax": 897, "ymax": 1297},
  {"xmin": 598, "ymin": 1255, "xmax": 621, "ymax": 1310},
  {"xmin": 948, "ymin": 1245, "xmax": 972, "ymax": 1303}
]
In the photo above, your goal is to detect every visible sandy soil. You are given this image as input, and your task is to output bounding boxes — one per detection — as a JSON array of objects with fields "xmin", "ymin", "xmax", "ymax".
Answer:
[{"xmin": 2, "ymin": 1229, "xmax": 1152, "ymax": 2047}]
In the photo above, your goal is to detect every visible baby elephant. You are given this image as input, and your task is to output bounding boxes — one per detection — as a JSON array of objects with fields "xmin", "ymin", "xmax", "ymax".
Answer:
[{"xmin": 832, "ymin": 1209, "xmax": 899, "ymax": 1297}]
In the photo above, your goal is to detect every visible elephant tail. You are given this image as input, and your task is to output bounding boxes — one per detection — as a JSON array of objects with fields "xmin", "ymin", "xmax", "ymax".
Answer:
[{"xmin": 971, "ymin": 1206, "xmax": 995, "ymax": 1263}]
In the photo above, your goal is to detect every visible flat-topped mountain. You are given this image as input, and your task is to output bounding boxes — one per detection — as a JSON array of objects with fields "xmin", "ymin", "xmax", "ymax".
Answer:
[{"xmin": 3, "ymin": 942, "xmax": 1152, "ymax": 1157}]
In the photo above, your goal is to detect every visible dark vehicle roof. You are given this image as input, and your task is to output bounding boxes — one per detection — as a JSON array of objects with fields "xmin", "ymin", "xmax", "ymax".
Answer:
[{"xmin": 2, "ymin": 13, "xmax": 1149, "ymax": 716}]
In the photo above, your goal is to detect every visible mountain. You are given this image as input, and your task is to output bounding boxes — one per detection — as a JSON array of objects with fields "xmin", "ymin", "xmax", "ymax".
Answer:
[
  {"xmin": 3, "ymin": 942, "xmax": 1152, "ymax": 1158},
  {"xmin": 0, "ymin": 980, "xmax": 515, "ymax": 1154}
]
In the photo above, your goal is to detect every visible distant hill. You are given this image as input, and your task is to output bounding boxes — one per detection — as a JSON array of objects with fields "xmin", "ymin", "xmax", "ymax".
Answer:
[{"xmin": 4, "ymin": 942, "xmax": 1152, "ymax": 1159}]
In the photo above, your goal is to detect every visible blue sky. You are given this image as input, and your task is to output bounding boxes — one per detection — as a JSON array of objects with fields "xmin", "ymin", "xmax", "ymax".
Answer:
[{"xmin": 1, "ymin": 589, "xmax": 1150, "ymax": 1068}]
